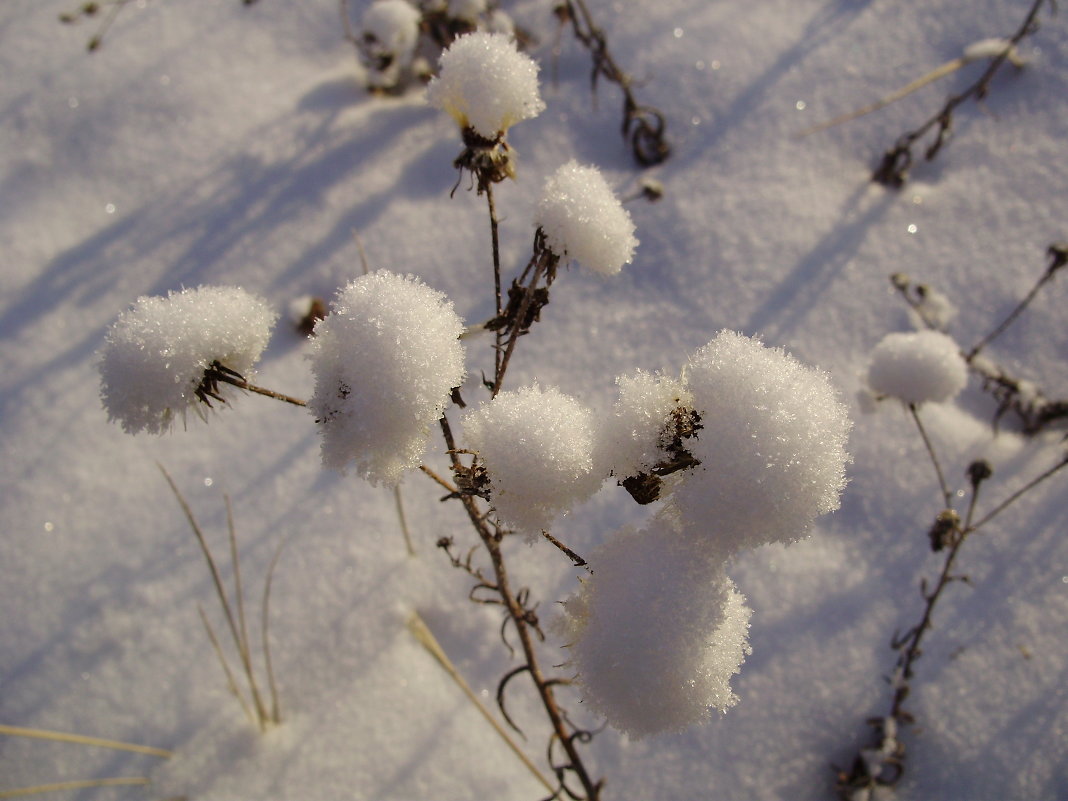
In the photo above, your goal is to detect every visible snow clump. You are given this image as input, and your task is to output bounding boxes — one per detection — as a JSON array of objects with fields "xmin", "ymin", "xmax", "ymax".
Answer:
[
  {"xmin": 360, "ymin": 0, "xmax": 423, "ymax": 90},
  {"xmin": 535, "ymin": 160, "xmax": 638, "ymax": 276},
  {"xmin": 669, "ymin": 330, "xmax": 851, "ymax": 553},
  {"xmin": 463, "ymin": 383, "xmax": 602, "ymax": 538},
  {"xmin": 867, "ymin": 330, "xmax": 968, "ymax": 405},
  {"xmin": 596, "ymin": 370, "xmax": 692, "ymax": 479},
  {"xmin": 559, "ymin": 518, "xmax": 752, "ymax": 738},
  {"xmin": 426, "ymin": 32, "xmax": 545, "ymax": 139},
  {"xmin": 308, "ymin": 270, "xmax": 465, "ymax": 486},
  {"xmin": 99, "ymin": 286, "xmax": 276, "ymax": 435}
]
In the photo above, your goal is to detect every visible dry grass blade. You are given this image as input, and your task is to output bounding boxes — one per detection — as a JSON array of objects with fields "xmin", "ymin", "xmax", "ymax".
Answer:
[
  {"xmin": 198, "ymin": 605, "xmax": 255, "ymax": 726},
  {"xmin": 0, "ymin": 725, "xmax": 170, "ymax": 758},
  {"xmin": 407, "ymin": 612, "xmax": 555, "ymax": 795},
  {"xmin": 0, "ymin": 777, "xmax": 149, "ymax": 799}
]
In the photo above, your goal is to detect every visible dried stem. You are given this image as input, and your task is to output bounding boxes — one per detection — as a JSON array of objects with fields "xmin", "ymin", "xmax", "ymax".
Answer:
[
  {"xmin": 0, "ymin": 724, "xmax": 170, "ymax": 758},
  {"xmin": 0, "ymin": 777, "xmax": 149, "ymax": 799},
  {"xmin": 908, "ymin": 403, "xmax": 952, "ymax": 508},
  {"xmin": 872, "ymin": 0, "xmax": 1050, "ymax": 187},
  {"xmin": 560, "ymin": 0, "xmax": 670, "ymax": 166}
]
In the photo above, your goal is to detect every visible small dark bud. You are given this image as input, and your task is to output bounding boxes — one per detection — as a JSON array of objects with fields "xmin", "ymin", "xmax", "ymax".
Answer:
[
  {"xmin": 928, "ymin": 509, "xmax": 960, "ymax": 552},
  {"xmin": 967, "ymin": 459, "xmax": 993, "ymax": 487},
  {"xmin": 890, "ymin": 272, "xmax": 910, "ymax": 291},
  {"xmin": 87, "ymin": 35, "xmax": 101, "ymax": 51},
  {"xmin": 1046, "ymin": 242, "xmax": 1068, "ymax": 274},
  {"xmin": 82, "ymin": 2, "xmax": 100, "ymax": 14},
  {"xmin": 640, "ymin": 178, "xmax": 664, "ymax": 202},
  {"xmin": 621, "ymin": 473, "xmax": 661, "ymax": 505},
  {"xmin": 59, "ymin": 12, "xmax": 77, "ymax": 23}
]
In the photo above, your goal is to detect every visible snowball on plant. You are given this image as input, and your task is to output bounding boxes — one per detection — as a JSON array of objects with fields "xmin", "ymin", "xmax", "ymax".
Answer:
[
  {"xmin": 596, "ymin": 370, "xmax": 693, "ymax": 479},
  {"xmin": 535, "ymin": 160, "xmax": 638, "ymax": 276},
  {"xmin": 560, "ymin": 518, "xmax": 752, "ymax": 738},
  {"xmin": 360, "ymin": 0, "xmax": 423, "ymax": 90},
  {"xmin": 99, "ymin": 286, "xmax": 276, "ymax": 435},
  {"xmin": 463, "ymin": 383, "xmax": 602, "ymax": 538},
  {"xmin": 668, "ymin": 330, "xmax": 851, "ymax": 552},
  {"xmin": 308, "ymin": 270, "xmax": 465, "ymax": 486},
  {"xmin": 867, "ymin": 330, "xmax": 968, "ymax": 405},
  {"xmin": 426, "ymin": 31, "xmax": 545, "ymax": 140}
]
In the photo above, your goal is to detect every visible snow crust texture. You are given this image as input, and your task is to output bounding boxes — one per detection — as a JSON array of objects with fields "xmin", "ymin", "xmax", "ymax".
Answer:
[
  {"xmin": 463, "ymin": 383, "xmax": 601, "ymax": 538},
  {"xmin": 426, "ymin": 32, "xmax": 545, "ymax": 138},
  {"xmin": 867, "ymin": 330, "xmax": 968, "ymax": 405},
  {"xmin": 99, "ymin": 286, "xmax": 276, "ymax": 434},
  {"xmin": 535, "ymin": 160, "xmax": 638, "ymax": 275},
  {"xmin": 308, "ymin": 270, "xmax": 466, "ymax": 485}
]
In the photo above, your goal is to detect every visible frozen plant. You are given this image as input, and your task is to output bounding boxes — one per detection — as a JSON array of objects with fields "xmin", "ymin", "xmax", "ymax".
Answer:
[
  {"xmin": 359, "ymin": 0, "xmax": 424, "ymax": 92},
  {"xmin": 596, "ymin": 370, "xmax": 693, "ymax": 481},
  {"xmin": 668, "ymin": 330, "xmax": 852, "ymax": 553},
  {"xmin": 99, "ymin": 285, "xmax": 276, "ymax": 435},
  {"xmin": 535, "ymin": 160, "xmax": 638, "ymax": 276},
  {"xmin": 308, "ymin": 270, "xmax": 465, "ymax": 486},
  {"xmin": 427, "ymin": 31, "xmax": 544, "ymax": 140},
  {"xmin": 462, "ymin": 383, "xmax": 602, "ymax": 538},
  {"xmin": 867, "ymin": 330, "xmax": 968, "ymax": 405},
  {"xmin": 559, "ymin": 517, "xmax": 752, "ymax": 738}
]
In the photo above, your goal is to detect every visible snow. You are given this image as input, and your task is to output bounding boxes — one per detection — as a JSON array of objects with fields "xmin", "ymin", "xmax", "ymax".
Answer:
[
  {"xmin": 867, "ymin": 329, "xmax": 969, "ymax": 405},
  {"xmin": 99, "ymin": 286, "xmax": 276, "ymax": 434},
  {"xmin": 535, "ymin": 160, "xmax": 638, "ymax": 275},
  {"xmin": 426, "ymin": 31, "xmax": 545, "ymax": 139},
  {"xmin": 2, "ymin": 0, "xmax": 1068, "ymax": 799},
  {"xmin": 462, "ymin": 382, "xmax": 601, "ymax": 538},
  {"xmin": 307, "ymin": 269, "xmax": 465, "ymax": 485}
]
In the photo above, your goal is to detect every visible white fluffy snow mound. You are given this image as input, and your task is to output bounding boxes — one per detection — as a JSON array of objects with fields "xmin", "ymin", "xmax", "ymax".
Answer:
[
  {"xmin": 308, "ymin": 270, "xmax": 466, "ymax": 485},
  {"xmin": 868, "ymin": 330, "xmax": 969, "ymax": 405},
  {"xmin": 561, "ymin": 518, "xmax": 752, "ymax": 738},
  {"xmin": 535, "ymin": 160, "xmax": 638, "ymax": 276},
  {"xmin": 426, "ymin": 31, "xmax": 545, "ymax": 139},
  {"xmin": 463, "ymin": 383, "xmax": 602, "ymax": 537},
  {"xmin": 99, "ymin": 286, "xmax": 276, "ymax": 435},
  {"xmin": 362, "ymin": 0, "xmax": 422, "ymax": 61},
  {"xmin": 669, "ymin": 330, "xmax": 851, "ymax": 551}
]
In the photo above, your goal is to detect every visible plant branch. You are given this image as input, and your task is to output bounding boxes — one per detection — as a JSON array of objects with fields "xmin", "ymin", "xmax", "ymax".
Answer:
[{"xmin": 908, "ymin": 403, "xmax": 952, "ymax": 508}]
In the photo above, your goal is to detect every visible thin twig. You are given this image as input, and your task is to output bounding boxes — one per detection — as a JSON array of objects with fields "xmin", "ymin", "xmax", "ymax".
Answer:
[
  {"xmin": 969, "ymin": 454, "xmax": 1068, "ymax": 531},
  {"xmin": 908, "ymin": 403, "xmax": 953, "ymax": 508},
  {"xmin": 262, "ymin": 535, "xmax": 289, "ymax": 725}
]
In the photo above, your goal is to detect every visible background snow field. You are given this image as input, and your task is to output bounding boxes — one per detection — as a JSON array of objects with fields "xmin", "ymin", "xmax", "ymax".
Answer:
[{"xmin": 1, "ymin": 0, "xmax": 1067, "ymax": 799}]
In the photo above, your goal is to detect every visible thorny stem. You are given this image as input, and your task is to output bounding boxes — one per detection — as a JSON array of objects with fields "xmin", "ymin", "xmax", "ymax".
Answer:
[
  {"xmin": 435, "ymin": 416, "xmax": 602, "ymax": 800},
  {"xmin": 872, "ymin": 0, "xmax": 1050, "ymax": 187},
  {"xmin": 908, "ymin": 403, "xmax": 953, "ymax": 508}
]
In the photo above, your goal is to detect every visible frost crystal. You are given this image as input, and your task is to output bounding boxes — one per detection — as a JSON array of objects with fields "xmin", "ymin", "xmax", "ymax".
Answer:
[
  {"xmin": 867, "ymin": 330, "xmax": 968, "ymax": 405},
  {"xmin": 426, "ymin": 32, "xmax": 545, "ymax": 139},
  {"xmin": 99, "ymin": 286, "xmax": 276, "ymax": 435},
  {"xmin": 308, "ymin": 270, "xmax": 465, "ymax": 486},
  {"xmin": 535, "ymin": 160, "xmax": 638, "ymax": 276},
  {"xmin": 669, "ymin": 330, "xmax": 851, "ymax": 552},
  {"xmin": 596, "ymin": 370, "xmax": 692, "ymax": 479},
  {"xmin": 463, "ymin": 383, "xmax": 602, "ymax": 538},
  {"xmin": 562, "ymin": 519, "xmax": 752, "ymax": 738}
]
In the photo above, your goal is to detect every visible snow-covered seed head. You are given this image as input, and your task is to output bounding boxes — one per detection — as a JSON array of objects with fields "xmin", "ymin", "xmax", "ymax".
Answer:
[
  {"xmin": 561, "ymin": 519, "xmax": 752, "ymax": 738},
  {"xmin": 426, "ymin": 32, "xmax": 545, "ymax": 140},
  {"xmin": 596, "ymin": 370, "xmax": 694, "ymax": 480},
  {"xmin": 360, "ymin": 0, "xmax": 423, "ymax": 89},
  {"xmin": 308, "ymin": 270, "xmax": 466, "ymax": 486},
  {"xmin": 669, "ymin": 330, "xmax": 852, "ymax": 552},
  {"xmin": 99, "ymin": 286, "xmax": 276, "ymax": 435},
  {"xmin": 867, "ymin": 330, "xmax": 968, "ymax": 405},
  {"xmin": 535, "ymin": 160, "xmax": 638, "ymax": 276},
  {"xmin": 462, "ymin": 383, "xmax": 602, "ymax": 538}
]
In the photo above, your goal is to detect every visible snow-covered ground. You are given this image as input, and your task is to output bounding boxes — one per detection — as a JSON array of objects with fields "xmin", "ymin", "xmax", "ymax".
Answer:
[{"xmin": 2, "ymin": 0, "xmax": 1066, "ymax": 799}]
